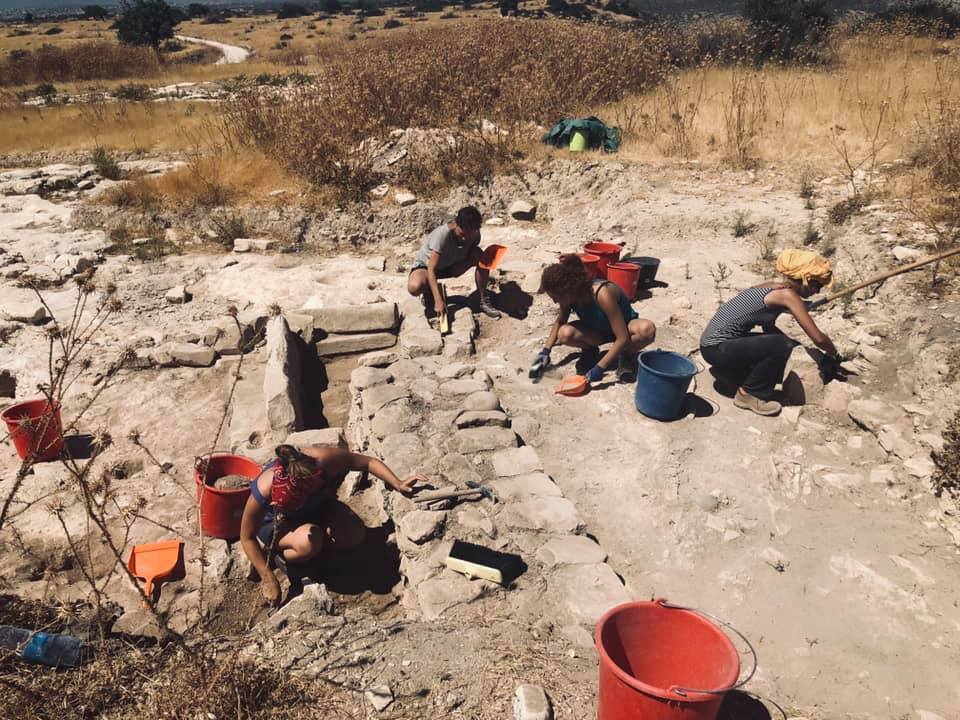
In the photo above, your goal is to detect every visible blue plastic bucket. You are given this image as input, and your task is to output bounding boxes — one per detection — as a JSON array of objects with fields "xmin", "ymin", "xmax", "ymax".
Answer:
[{"xmin": 635, "ymin": 350, "xmax": 698, "ymax": 420}]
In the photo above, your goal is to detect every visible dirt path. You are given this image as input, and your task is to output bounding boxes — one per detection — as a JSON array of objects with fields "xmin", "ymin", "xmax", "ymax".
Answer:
[
  {"xmin": 464, "ymin": 163, "xmax": 960, "ymax": 719},
  {"xmin": 176, "ymin": 34, "xmax": 251, "ymax": 65}
]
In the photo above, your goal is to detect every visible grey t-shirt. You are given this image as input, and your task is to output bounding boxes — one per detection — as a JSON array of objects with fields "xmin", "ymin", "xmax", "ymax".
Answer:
[{"xmin": 413, "ymin": 224, "xmax": 479, "ymax": 271}]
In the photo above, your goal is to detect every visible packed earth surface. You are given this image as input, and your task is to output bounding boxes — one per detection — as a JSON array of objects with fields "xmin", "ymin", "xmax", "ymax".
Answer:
[{"xmin": 1, "ymin": 153, "xmax": 959, "ymax": 720}]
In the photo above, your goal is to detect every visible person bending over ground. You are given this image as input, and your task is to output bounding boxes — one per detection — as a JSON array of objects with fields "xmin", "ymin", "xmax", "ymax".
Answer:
[
  {"xmin": 699, "ymin": 249, "xmax": 840, "ymax": 417},
  {"xmin": 407, "ymin": 205, "xmax": 501, "ymax": 319},
  {"xmin": 537, "ymin": 254, "xmax": 656, "ymax": 384},
  {"xmin": 240, "ymin": 444, "xmax": 425, "ymax": 606}
]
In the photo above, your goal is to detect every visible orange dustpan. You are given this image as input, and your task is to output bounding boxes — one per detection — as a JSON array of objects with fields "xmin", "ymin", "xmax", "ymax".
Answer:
[
  {"xmin": 554, "ymin": 375, "xmax": 589, "ymax": 397},
  {"xmin": 479, "ymin": 244, "xmax": 508, "ymax": 271},
  {"xmin": 128, "ymin": 539, "xmax": 184, "ymax": 607}
]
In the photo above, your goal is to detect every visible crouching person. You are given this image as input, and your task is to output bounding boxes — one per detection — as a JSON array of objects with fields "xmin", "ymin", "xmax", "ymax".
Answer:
[
  {"xmin": 240, "ymin": 444, "xmax": 425, "ymax": 606},
  {"xmin": 407, "ymin": 205, "xmax": 502, "ymax": 319}
]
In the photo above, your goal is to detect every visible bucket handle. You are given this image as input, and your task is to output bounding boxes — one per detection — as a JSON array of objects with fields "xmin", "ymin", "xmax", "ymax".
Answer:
[{"xmin": 659, "ymin": 600, "xmax": 758, "ymax": 698}]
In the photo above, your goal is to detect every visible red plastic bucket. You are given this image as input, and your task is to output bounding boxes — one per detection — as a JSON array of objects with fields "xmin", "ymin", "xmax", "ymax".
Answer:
[
  {"xmin": 595, "ymin": 599, "xmax": 750, "ymax": 720},
  {"xmin": 606, "ymin": 262, "xmax": 641, "ymax": 300},
  {"xmin": 195, "ymin": 453, "xmax": 261, "ymax": 539},
  {"xmin": 583, "ymin": 242, "xmax": 621, "ymax": 277},
  {"xmin": 577, "ymin": 253, "xmax": 602, "ymax": 279},
  {"xmin": 2, "ymin": 399, "xmax": 64, "ymax": 462}
]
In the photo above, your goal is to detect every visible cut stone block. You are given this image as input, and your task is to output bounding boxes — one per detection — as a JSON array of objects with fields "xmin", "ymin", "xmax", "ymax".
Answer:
[
  {"xmin": 378, "ymin": 433, "xmax": 426, "ymax": 478},
  {"xmin": 509, "ymin": 200, "xmax": 538, "ymax": 221},
  {"xmin": 284, "ymin": 312, "xmax": 315, "ymax": 342},
  {"xmin": 848, "ymin": 398, "xmax": 902, "ymax": 434},
  {"xmin": 359, "ymin": 350, "xmax": 401, "ymax": 367},
  {"xmin": 440, "ymin": 378, "xmax": 488, "ymax": 396},
  {"xmin": 168, "ymin": 343, "xmax": 216, "ymax": 367},
  {"xmin": 555, "ymin": 563, "xmax": 630, "ymax": 625},
  {"xmin": 361, "ymin": 384, "xmax": 409, "ymax": 417},
  {"xmin": 399, "ymin": 510, "xmax": 447, "ymax": 544},
  {"xmin": 285, "ymin": 428, "xmax": 345, "ymax": 448},
  {"xmin": 437, "ymin": 363, "xmax": 474, "ymax": 380},
  {"xmin": 450, "ymin": 427, "xmax": 518, "ymax": 454},
  {"xmin": 402, "ymin": 329, "xmax": 443, "ymax": 358},
  {"xmin": 371, "ymin": 400, "xmax": 421, "ymax": 438},
  {"xmin": 537, "ymin": 536, "xmax": 608, "ymax": 567},
  {"xmin": 304, "ymin": 302, "xmax": 398, "ymax": 334},
  {"xmin": 455, "ymin": 410, "xmax": 509, "ymax": 429},
  {"xmin": 499, "ymin": 496, "xmax": 582, "ymax": 534},
  {"xmin": 463, "ymin": 391, "xmax": 500, "ymax": 412},
  {"xmin": 514, "ymin": 684, "xmax": 552, "ymax": 720},
  {"xmin": 492, "ymin": 446, "xmax": 543, "ymax": 477},
  {"xmin": 315, "ymin": 332, "xmax": 396, "ymax": 357},
  {"xmin": 490, "ymin": 472, "xmax": 562, "ymax": 500},
  {"xmin": 264, "ymin": 316, "xmax": 303, "ymax": 435},
  {"xmin": 350, "ymin": 366, "xmax": 393, "ymax": 393}
]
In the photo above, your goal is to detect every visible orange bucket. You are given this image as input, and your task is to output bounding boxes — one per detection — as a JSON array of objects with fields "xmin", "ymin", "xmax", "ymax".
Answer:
[
  {"xmin": 577, "ymin": 253, "xmax": 602, "ymax": 279},
  {"xmin": 583, "ymin": 242, "xmax": 622, "ymax": 277},
  {"xmin": 2, "ymin": 399, "xmax": 64, "ymax": 462},
  {"xmin": 606, "ymin": 262, "xmax": 641, "ymax": 300},
  {"xmin": 195, "ymin": 454, "xmax": 261, "ymax": 539}
]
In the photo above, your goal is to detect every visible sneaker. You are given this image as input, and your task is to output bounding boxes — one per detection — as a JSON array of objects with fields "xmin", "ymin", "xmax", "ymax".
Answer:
[
  {"xmin": 616, "ymin": 354, "xmax": 638, "ymax": 383},
  {"xmin": 478, "ymin": 298, "xmax": 502, "ymax": 319},
  {"xmin": 733, "ymin": 391, "xmax": 782, "ymax": 416}
]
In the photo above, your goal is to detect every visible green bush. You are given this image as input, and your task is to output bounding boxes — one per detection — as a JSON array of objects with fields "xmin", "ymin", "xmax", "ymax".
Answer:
[
  {"xmin": 34, "ymin": 82, "xmax": 57, "ymax": 98},
  {"xmin": 91, "ymin": 147, "xmax": 123, "ymax": 180},
  {"xmin": 933, "ymin": 410, "xmax": 960, "ymax": 499},
  {"xmin": 115, "ymin": 0, "xmax": 182, "ymax": 49},
  {"xmin": 210, "ymin": 214, "xmax": 248, "ymax": 248}
]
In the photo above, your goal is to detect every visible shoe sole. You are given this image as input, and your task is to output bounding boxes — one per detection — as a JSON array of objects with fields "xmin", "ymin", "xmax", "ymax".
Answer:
[{"xmin": 733, "ymin": 397, "xmax": 781, "ymax": 416}]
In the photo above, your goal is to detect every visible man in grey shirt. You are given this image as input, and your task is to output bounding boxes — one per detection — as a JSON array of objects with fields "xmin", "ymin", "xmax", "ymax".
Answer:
[{"xmin": 407, "ymin": 206, "xmax": 501, "ymax": 319}]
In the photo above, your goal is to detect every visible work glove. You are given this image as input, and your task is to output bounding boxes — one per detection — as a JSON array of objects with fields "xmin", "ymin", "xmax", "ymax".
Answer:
[
  {"xmin": 819, "ymin": 353, "xmax": 847, "ymax": 383},
  {"xmin": 537, "ymin": 347, "xmax": 550, "ymax": 361},
  {"xmin": 586, "ymin": 365, "xmax": 606, "ymax": 383}
]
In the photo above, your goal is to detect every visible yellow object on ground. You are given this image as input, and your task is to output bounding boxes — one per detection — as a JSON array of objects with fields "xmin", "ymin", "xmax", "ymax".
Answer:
[
  {"xmin": 569, "ymin": 130, "xmax": 588, "ymax": 152},
  {"xmin": 776, "ymin": 249, "xmax": 833, "ymax": 288}
]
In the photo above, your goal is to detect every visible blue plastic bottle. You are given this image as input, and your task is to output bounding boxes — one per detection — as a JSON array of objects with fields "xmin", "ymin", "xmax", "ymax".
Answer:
[{"xmin": 0, "ymin": 626, "xmax": 89, "ymax": 667}]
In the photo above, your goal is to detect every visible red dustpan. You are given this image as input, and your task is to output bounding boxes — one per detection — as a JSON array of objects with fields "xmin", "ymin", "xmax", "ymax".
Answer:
[
  {"xmin": 128, "ymin": 539, "xmax": 184, "ymax": 607},
  {"xmin": 555, "ymin": 375, "xmax": 589, "ymax": 397},
  {"xmin": 479, "ymin": 244, "xmax": 508, "ymax": 271}
]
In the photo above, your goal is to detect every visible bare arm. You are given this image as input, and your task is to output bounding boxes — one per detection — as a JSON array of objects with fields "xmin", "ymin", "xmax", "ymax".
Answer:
[
  {"xmin": 544, "ymin": 306, "xmax": 571, "ymax": 350},
  {"xmin": 768, "ymin": 288, "xmax": 838, "ymax": 357},
  {"xmin": 595, "ymin": 286, "xmax": 629, "ymax": 370},
  {"xmin": 238, "ymin": 473, "xmax": 280, "ymax": 605},
  {"xmin": 301, "ymin": 447, "xmax": 426, "ymax": 495},
  {"xmin": 427, "ymin": 251, "xmax": 444, "ymax": 312}
]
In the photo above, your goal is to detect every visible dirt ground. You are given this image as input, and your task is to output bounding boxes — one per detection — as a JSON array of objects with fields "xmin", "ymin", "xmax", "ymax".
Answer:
[{"xmin": 1, "ymin": 155, "xmax": 958, "ymax": 720}]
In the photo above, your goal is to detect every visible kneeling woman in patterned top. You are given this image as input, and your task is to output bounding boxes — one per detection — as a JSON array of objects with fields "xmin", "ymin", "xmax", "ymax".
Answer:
[
  {"xmin": 699, "ymin": 249, "xmax": 841, "ymax": 417},
  {"xmin": 240, "ymin": 444, "xmax": 426, "ymax": 606}
]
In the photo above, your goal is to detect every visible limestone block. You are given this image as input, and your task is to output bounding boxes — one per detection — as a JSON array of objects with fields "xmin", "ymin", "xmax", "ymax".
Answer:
[
  {"xmin": 440, "ymin": 378, "xmax": 488, "ymax": 397},
  {"xmin": 555, "ymin": 563, "xmax": 630, "ymax": 625},
  {"xmin": 450, "ymin": 427, "xmax": 518, "ymax": 454},
  {"xmin": 455, "ymin": 411, "xmax": 509, "ymax": 429},
  {"xmin": 371, "ymin": 400, "xmax": 421, "ymax": 438},
  {"xmin": 537, "ymin": 536, "xmax": 607, "ymax": 567},
  {"xmin": 463, "ymin": 391, "xmax": 500, "ymax": 412},
  {"xmin": 285, "ymin": 428, "xmax": 345, "ymax": 448},
  {"xmin": 264, "ymin": 316, "xmax": 303, "ymax": 435},
  {"xmin": 402, "ymin": 329, "xmax": 443, "ymax": 358},
  {"xmin": 514, "ymin": 684, "xmax": 552, "ymax": 720},
  {"xmin": 848, "ymin": 398, "xmax": 903, "ymax": 434},
  {"xmin": 492, "ymin": 446, "xmax": 543, "ymax": 477},
  {"xmin": 490, "ymin": 473, "xmax": 563, "ymax": 500},
  {"xmin": 305, "ymin": 302, "xmax": 398, "ymax": 334},
  {"xmin": 168, "ymin": 343, "xmax": 216, "ymax": 367},
  {"xmin": 399, "ymin": 510, "xmax": 447, "ymax": 544},
  {"xmin": 359, "ymin": 350, "xmax": 401, "ymax": 367},
  {"xmin": 509, "ymin": 200, "xmax": 537, "ymax": 221},
  {"xmin": 417, "ymin": 575, "xmax": 486, "ymax": 621},
  {"xmin": 315, "ymin": 332, "xmax": 396, "ymax": 357},
  {"xmin": 361, "ymin": 384, "xmax": 409, "ymax": 417},
  {"xmin": 349, "ymin": 366, "xmax": 393, "ymax": 394},
  {"xmin": 499, "ymin": 496, "xmax": 582, "ymax": 534}
]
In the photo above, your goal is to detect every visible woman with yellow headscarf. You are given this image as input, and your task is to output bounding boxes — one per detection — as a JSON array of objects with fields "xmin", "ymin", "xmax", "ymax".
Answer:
[{"xmin": 699, "ymin": 249, "xmax": 840, "ymax": 417}]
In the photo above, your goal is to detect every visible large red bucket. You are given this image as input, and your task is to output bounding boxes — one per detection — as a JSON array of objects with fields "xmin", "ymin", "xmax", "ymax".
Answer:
[
  {"xmin": 595, "ymin": 599, "xmax": 752, "ymax": 720},
  {"xmin": 578, "ymin": 253, "xmax": 602, "ymax": 279},
  {"xmin": 606, "ymin": 262, "xmax": 641, "ymax": 300},
  {"xmin": 195, "ymin": 454, "xmax": 261, "ymax": 539},
  {"xmin": 2, "ymin": 399, "xmax": 64, "ymax": 462},
  {"xmin": 583, "ymin": 242, "xmax": 621, "ymax": 277}
]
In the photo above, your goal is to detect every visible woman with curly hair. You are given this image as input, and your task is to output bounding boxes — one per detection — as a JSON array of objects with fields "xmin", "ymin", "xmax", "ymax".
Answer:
[
  {"xmin": 699, "ymin": 249, "xmax": 841, "ymax": 417},
  {"xmin": 240, "ymin": 444, "xmax": 426, "ymax": 606},
  {"xmin": 536, "ymin": 254, "xmax": 656, "ymax": 384}
]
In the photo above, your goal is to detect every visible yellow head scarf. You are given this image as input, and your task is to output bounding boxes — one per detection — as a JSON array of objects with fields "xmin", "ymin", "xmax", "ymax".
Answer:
[{"xmin": 776, "ymin": 249, "xmax": 833, "ymax": 289}]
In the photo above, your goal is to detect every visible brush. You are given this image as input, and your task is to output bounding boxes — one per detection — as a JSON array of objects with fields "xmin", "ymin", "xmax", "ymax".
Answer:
[{"xmin": 445, "ymin": 540, "xmax": 526, "ymax": 586}]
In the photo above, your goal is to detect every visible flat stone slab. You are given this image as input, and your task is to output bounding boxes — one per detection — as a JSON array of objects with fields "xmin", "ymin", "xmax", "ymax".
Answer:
[
  {"xmin": 371, "ymin": 400, "xmax": 421, "ymax": 438},
  {"xmin": 537, "ymin": 536, "xmax": 607, "ymax": 567},
  {"xmin": 492, "ymin": 446, "xmax": 543, "ymax": 477},
  {"xmin": 848, "ymin": 398, "xmax": 902, "ymax": 434},
  {"xmin": 490, "ymin": 472, "xmax": 562, "ymax": 501},
  {"xmin": 499, "ymin": 496, "xmax": 582, "ymax": 534},
  {"xmin": 350, "ymin": 366, "xmax": 393, "ymax": 393},
  {"xmin": 514, "ymin": 684, "xmax": 551, "ymax": 720},
  {"xmin": 555, "ymin": 563, "xmax": 630, "ymax": 625},
  {"xmin": 436, "ymin": 363, "xmax": 474, "ymax": 379},
  {"xmin": 455, "ymin": 410, "xmax": 509, "ymax": 429},
  {"xmin": 378, "ymin": 433, "xmax": 426, "ymax": 478},
  {"xmin": 399, "ymin": 510, "xmax": 447, "ymax": 544},
  {"xmin": 304, "ymin": 302, "xmax": 398, "ymax": 334},
  {"xmin": 417, "ymin": 575, "xmax": 487, "ymax": 621},
  {"xmin": 361, "ymin": 384, "xmax": 409, "ymax": 417},
  {"xmin": 285, "ymin": 428, "xmax": 345, "ymax": 448},
  {"xmin": 463, "ymin": 391, "xmax": 500, "ymax": 411},
  {"xmin": 359, "ymin": 350, "xmax": 401, "ymax": 367},
  {"xmin": 402, "ymin": 329, "xmax": 443, "ymax": 357},
  {"xmin": 0, "ymin": 287, "xmax": 49, "ymax": 324},
  {"xmin": 168, "ymin": 343, "xmax": 216, "ymax": 367},
  {"xmin": 440, "ymin": 378, "xmax": 488, "ymax": 396},
  {"xmin": 315, "ymin": 332, "xmax": 396, "ymax": 357},
  {"xmin": 450, "ymin": 427, "xmax": 518, "ymax": 454}
]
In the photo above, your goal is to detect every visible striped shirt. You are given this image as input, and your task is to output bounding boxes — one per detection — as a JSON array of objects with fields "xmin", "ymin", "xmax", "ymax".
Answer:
[{"xmin": 700, "ymin": 287, "xmax": 784, "ymax": 348}]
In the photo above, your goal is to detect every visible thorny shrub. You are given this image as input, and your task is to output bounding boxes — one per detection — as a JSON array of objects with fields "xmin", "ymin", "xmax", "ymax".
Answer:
[
  {"xmin": 0, "ymin": 42, "xmax": 160, "ymax": 86},
  {"xmin": 224, "ymin": 19, "xmax": 716, "ymax": 201}
]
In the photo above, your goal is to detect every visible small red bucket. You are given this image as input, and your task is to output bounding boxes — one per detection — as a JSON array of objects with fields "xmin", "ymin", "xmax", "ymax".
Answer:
[
  {"xmin": 195, "ymin": 454, "xmax": 261, "ymax": 539},
  {"xmin": 595, "ymin": 599, "xmax": 753, "ymax": 720},
  {"xmin": 606, "ymin": 262, "xmax": 641, "ymax": 300},
  {"xmin": 2, "ymin": 399, "xmax": 64, "ymax": 462},
  {"xmin": 577, "ymin": 253, "xmax": 602, "ymax": 279},
  {"xmin": 583, "ymin": 242, "xmax": 621, "ymax": 277}
]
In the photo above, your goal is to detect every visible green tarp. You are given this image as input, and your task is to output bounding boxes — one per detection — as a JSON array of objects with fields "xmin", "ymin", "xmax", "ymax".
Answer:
[{"xmin": 541, "ymin": 116, "xmax": 621, "ymax": 153}]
